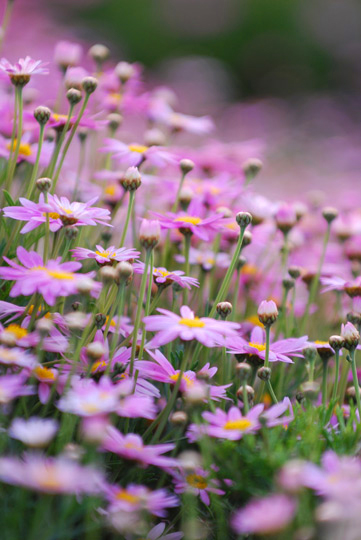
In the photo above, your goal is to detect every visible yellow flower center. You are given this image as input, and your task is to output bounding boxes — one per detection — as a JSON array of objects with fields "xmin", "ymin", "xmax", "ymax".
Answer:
[
  {"xmin": 245, "ymin": 315, "xmax": 263, "ymax": 328},
  {"xmin": 91, "ymin": 360, "xmax": 107, "ymax": 373},
  {"xmin": 248, "ymin": 342, "xmax": 266, "ymax": 352},
  {"xmin": 169, "ymin": 373, "xmax": 194, "ymax": 387},
  {"xmin": 5, "ymin": 324, "xmax": 28, "ymax": 340},
  {"xmin": 105, "ymin": 315, "xmax": 116, "ymax": 327},
  {"xmin": 179, "ymin": 317, "xmax": 205, "ymax": 328},
  {"xmin": 82, "ymin": 402, "xmax": 102, "ymax": 414},
  {"xmin": 38, "ymin": 469, "xmax": 62, "ymax": 490},
  {"xmin": 95, "ymin": 250, "xmax": 117, "ymax": 259},
  {"xmin": 224, "ymin": 419, "xmax": 253, "ymax": 431},
  {"xmin": 105, "ymin": 184, "xmax": 117, "ymax": 196},
  {"xmin": 42, "ymin": 212, "xmax": 60, "ymax": 220},
  {"xmin": 186, "ymin": 474, "xmax": 208, "ymax": 490},
  {"xmin": 33, "ymin": 365, "xmax": 56, "ymax": 381},
  {"xmin": 0, "ymin": 348, "xmax": 17, "ymax": 363},
  {"xmin": 6, "ymin": 139, "xmax": 32, "ymax": 156},
  {"xmin": 109, "ymin": 92, "xmax": 122, "ymax": 103},
  {"xmin": 52, "ymin": 113, "xmax": 70, "ymax": 123},
  {"xmin": 242, "ymin": 264, "xmax": 258, "ymax": 276},
  {"xmin": 175, "ymin": 216, "xmax": 202, "ymax": 225},
  {"xmin": 60, "ymin": 207, "xmax": 73, "ymax": 215},
  {"xmin": 154, "ymin": 268, "xmax": 170, "ymax": 278},
  {"xmin": 47, "ymin": 270, "xmax": 74, "ymax": 280},
  {"xmin": 115, "ymin": 489, "xmax": 141, "ymax": 504},
  {"xmin": 128, "ymin": 144, "xmax": 148, "ymax": 153},
  {"xmin": 314, "ymin": 340, "xmax": 328, "ymax": 346}
]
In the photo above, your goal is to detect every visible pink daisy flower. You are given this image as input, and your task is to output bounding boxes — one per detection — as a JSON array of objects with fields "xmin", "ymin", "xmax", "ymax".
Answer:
[
  {"xmin": 0, "ymin": 56, "xmax": 48, "ymax": 85},
  {"xmin": 100, "ymin": 139, "xmax": 177, "ymax": 168},
  {"xmin": 143, "ymin": 305, "xmax": 240, "ymax": 348},
  {"xmin": 3, "ymin": 195, "xmax": 62, "ymax": 234},
  {"xmin": 0, "ymin": 134, "xmax": 53, "ymax": 165},
  {"xmin": 0, "ymin": 246, "xmax": 100, "ymax": 306},
  {"xmin": 105, "ymin": 483, "xmax": 179, "ymax": 517},
  {"xmin": 71, "ymin": 245, "xmax": 139, "ymax": 265},
  {"xmin": 102, "ymin": 426, "xmax": 179, "ymax": 469},
  {"xmin": 133, "ymin": 261, "xmax": 199, "ymax": 290},
  {"xmin": 226, "ymin": 326, "xmax": 308, "ymax": 364},
  {"xmin": 153, "ymin": 200, "xmax": 224, "ymax": 241},
  {"xmin": 0, "ymin": 453, "xmax": 104, "ymax": 495},
  {"xmin": 135, "ymin": 349, "xmax": 231, "ymax": 401},
  {"xmin": 9, "ymin": 417, "xmax": 58, "ymax": 448},
  {"xmin": 173, "ymin": 468, "xmax": 225, "ymax": 506},
  {"xmin": 0, "ymin": 373, "xmax": 34, "ymax": 404},
  {"xmin": 232, "ymin": 494, "xmax": 296, "ymax": 535},
  {"xmin": 47, "ymin": 194, "xmax": 112, "ymax": 228}
]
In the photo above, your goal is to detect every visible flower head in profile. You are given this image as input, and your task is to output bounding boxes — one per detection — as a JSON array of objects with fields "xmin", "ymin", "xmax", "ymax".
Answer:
[
  {"xmin": 173, "ymin": 468, "xmax": 225, "ymax": 506},
  {"xmin": 9, "ymin": 417, "xmax": 58, "ymax": 448},
  {"xmin": 232, "ymin": 494, "xmax": 296, "ymax": 535},
  {"xmin": 71, "ymin": 245, "xmax": 139, "ymax": 265},
  {"xmin": 133, "ymin": 262, "xmax": 199, "ymax": 290},
  {"xmin": 100, "ymin": 139, "xmax": 177, "ymax": 168},
  {"xmin": 0, "ymin": 247, "xmax": 100, "ymax": 306},
  {"xmin": 47, "ymin": 194, "xmax": 112, "ymax": 227},
  {"xmin": 0, "ymin": 56, "xmax": 48, "ymax": 85},
  {"xmin": 105, "ymin": 483, "xmax": 179, "ymax": 517},
  {"xmin": 143, "ymin": 305, "xmax": 240, "ymax": 348}
]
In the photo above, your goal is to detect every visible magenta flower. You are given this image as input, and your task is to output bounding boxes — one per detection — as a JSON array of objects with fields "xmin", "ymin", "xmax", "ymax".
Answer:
[
  {"xmin": 0, "ymin": 247, "xmax": 99, "ymax": 306},
  {"xmin": 173, "ymin": 468, "xmax": 225, "ymax": 506},
  {"xmin": 187, "ymin": 398, "xmax": 294, "ymax": 441},
  {"xmin": 3, "ymin": 195, "xmax": 62, "ymax": 233},
  {"xmin": 0, "ymin": 373, "xmax": 34, "ymax": 404},
  {"xmin": 0, "ymin": 56, "xmax": 48, "ymax": 79},
  {"xmin": 232, "ymin": 494, "xmax": 296, "ymax": 535},
  {"xmin": 321, "ymin": 275, "xmax": 361, "ymax": 298},
  {"xmin": 153, "ymin": 200, "xmax": 224, "ymax": 241},
  {"xmin": 226, "ymin": 326, "xmax": 308, "ymax": 364},
  {"xmin": 9, "ymin": 417, "xmax": 58, "ymax": 448},
  {"xmin": 135, "ymin": 349, "xmax": 231, "ymax": 401},
  {"xmin": 0, "ymin": 134, "xmax": 53, "ymax": 165},
  {"xmin": 54, "ymin": 40, "xmax": 82, "ymax": 69},
  {"xmin": 100, "ymin": 139, "xmax": 176, "ymax": 168},
  {"xmin": 105, "ymin": 483, "xmax": 179, "ymax": 517},
  {"xmin": 71, "ymin": 245, "xmax": 140, "ymax": 265},
  {"xmin": 47, "ymin": 194, "xmax": 112, "ymax": 227},
  {"xmin": 143, "ymin": 305, "xmax": 240, "ymax": 348},
  {"xmin": 102, "ymin": 426, "xmax": 178, "ymax": 469},
  {"xmin": 0, "ymin": 453, "xmax": 104, "ymax": 495},
  {"xmin": 133, "ymin": 261, "xmax": 199, "ymax": 290}
]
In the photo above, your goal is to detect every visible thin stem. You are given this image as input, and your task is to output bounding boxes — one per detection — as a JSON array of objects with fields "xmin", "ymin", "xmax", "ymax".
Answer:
[
  {"xmin": 182, "ymin": 233, "xmax": 191, "ymax": 305},
  {"xmin": 48, "ymin": 104, "xmax": 75, "ymax": 180},
  {"xmin": 0, "ymin": 0, "xmax": 15, "ymax": 53},
  {"xmin": 5, "ymin": 85, "xmax": 23, "ymax": 193},
  {"xmin": 2, "ymin": 83, "xmax": 17, "ymax": 185},
  {"xmin": 25, "ymin": 123, "xmax": 45, "ymax": 199},
  {"xmin": 138, "ymin": 250, "xmax": 154, "ymax": 362},
  {"xmin": 43, "ymin": 192, "xmax": 50, "ymax": 262},
  {"xmin": 322, "ymin": 359, "xmax": 328, "ymax": 407},
  {"xmin": 332, "ymin": 350, "xmax": 340, "ymax": 401},
  {"xmin": 350, "ymin": 348, "xmax": 361, "ymax": 421},
  {"xmin": 129, "ymin": 249, "xmax": 151, "ymax": 375},
  {"xmin": 264, "ymin": 325, "xmax": 278, "ymax": 403},
  {"xmin": 119, "ymin": 191, "xmax": 135, "ymax": 247}
]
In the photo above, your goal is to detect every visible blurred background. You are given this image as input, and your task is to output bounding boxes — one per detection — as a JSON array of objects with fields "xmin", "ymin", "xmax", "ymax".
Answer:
[{"xmin": 3, "ymin": 0, "xmax": 361, "ymax": 198}]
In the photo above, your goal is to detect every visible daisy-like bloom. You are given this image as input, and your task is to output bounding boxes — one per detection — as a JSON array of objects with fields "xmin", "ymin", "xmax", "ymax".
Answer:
[
  {"xmin": 100, "ymin": 139, "xmax": 177, "ymax": 168},
  {"xmin": 0, "ymin": 346, "xmax": 36, "ymax": 369},
  {"xmin": 187, "ymin": 398, "xmax": 294, "ymax": 442},
  {"xmin": 153, "ymin": 200, "xmax": 224, "ymax": 241},
  {"xmin": 47, "ymin": 194, "xmax": 112, "ymax": 227},
  {"xmin": 321, "ymin": 275, "xmax": 361, "ymax": 298},
  {"xmin": 137, "ymin": 523, "xmax": 183, "ymax": 540},
  {"xmin": 0, "ymin": 453, "xmax": 104, "ymax": 495},
  {"xmin": 102, "ymin": 426, "xmax": 179, "ymax": 469},
  {"xmin": 2, "ymin": 195, "xmax": 62, "ymax": 233},
  {"xmin": 133, "ymin": 262, "xmax": 199, "ymax": 290},
  {"xmin": 135, "ymin": 349, "xmax": 231, "ymax": 401},
  {"xmin": 71, "ymin": 245, "xmax": 139, "ymax": 265},
  {"xmin": 143, "ymin": 305, "xmax": 240, "ymax": 348},
  {"xmin": 0, "ymin": 247, "xmax": 100, "ymax": 306},
  {"xmin": 32, "ymin": 364, "xmax": 58, "ymax": 404},
  {"xmin": 0, "ymin": 373, "xmax": 34, "ymax": 404},
  {"xmin": 226, "ymin": 326, "xmax": 308, "ymax": 365},
  {"xmin": 105, "ymin": 483, "xmax": 179, "ymax": 517},
  {"xmin": 173, "ymin": 468, "xmax": 225, "ymax": 506},
  {"xmin": 0, "ymin": 56, "xmax": 48, "ymax": 85},
  {"xmin": 54, "ymin": 40, "xmax": 82, "ymax": 70},
  {"xmin": 232, "ymin": 494, "xmax": 296, "ymax": 536},
  {"xmin": 8, "ymin": 417, "xmax": 58, "ymax": 448},
  {"xmin": 0, "ymin": 134, "xmax": 53, "ymax": 165},
  {"xmin": 0, "ymin": 320, "xmax": 68, "ymax": 353}
]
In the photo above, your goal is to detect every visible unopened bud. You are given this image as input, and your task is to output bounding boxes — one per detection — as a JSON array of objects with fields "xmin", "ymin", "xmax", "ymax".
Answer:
[
  {"xmin": 99, "ymin": 265, "xmax": 117, "ymax": 284},
  {"xmin": 300, "ymin": 381, "xmax": 320, "ymax": 401},
  {"xmin": 242, "ymin": 158, "xmax": 263, "ymax": 180},
  {"xmin": 346, "ymin": 386, "xmax": 359, "ymax": 403},
  {"xmin": 180, "ymin": 158, "xmax": 194, "ymax": 175},
  {"xmin": 236, "ymin": 384, "xmax": 255, "ymax": 403},
  {"xmin": 34, "ymin": 106, "xmax": 51, "ymax": 125},
  {"xmin": 258, "ymin": 300, "xmax": 278, "ymax": 326},
  {"xmin": 216, "ymin": 206, "xmax": 232, "ymax": 219},
  {"xmin": 36, "ymin": 177, "xmax": 52, "ymax": 192},
  {"xmin": 178, "ymin": 450, "xmax": 202, "ymax": 471},
  {"xmin": 144, "ymin": 128, "xmax": 166, "ymax": 147},
  {"xmin": 236, "ymin": 211, "xmax": 252, "ymax": 228},
  {"xmin": 288, "ymin": 266, "xmax": 301, "ymax": 279},
  {"xmin": 235, "ymin": 362, "xmax": 252, "ymax": 383},
  {"xmin": 328, "ymin": 335, "xmax": 345, "ymax": 351},
  {"xmin": 179, "ymin": 186, "xmax": 193, "ymax": 210},
  {"xmin": 76, "ymin": 277, "xmax": 95, "ymax": 295},
  {"xmin": 66, "ymin": 88, "xmax": 82, "ymax": 105},
  {"xmin": 282, "ymin": 278, "xmax": 295, "ymax": 291},
  {"xmin": 120, "ymin": 166, "xmax": 142, "ymax": 192},
  {"xmin": 64, "ymin": 226, "xmax": 78, "ymax": 240},
  {"xmin": 170, "ymin": 411, "xmax": 188, "ymax": 426},
  {"xmin": 346, "ymin": 311, "xmax": 361, "ymax": 326},
  {"xmin": 216, "ymin": 301, "xmax": 232, "ymax": 319},
  {"xmin": 242, "ymin": 230, "xmax": 252, "ymax": 247},
  {"xmin": 82, "ymin": 76, "xmax": 98, "ymax": 94},
  {"xmin": 115, "ymin": 261, "xmax": 133, "ymax": 284},
  {"xmin": 139, "ymin": 219, "xmax": 160, "ymax": 250},
  {"xmin": 257, "ymin": 366, "xmax": 271, "ymax": 381},
  {"xmin": 78, "ymin": 127, "xmax": 88, "ymax": 143},
  {"xmin": 35, "ymin": 317, "xmax": 53, "ymax": 337},
  {"xmin": 237, "ymin": 255, "xmax": 247, "ymax": 271},
  {"xmin": 72, "ymin": 301, "xmax": 81, "ymax": 311},
  {"xmin": 89, "ymin": 43, "xmax": 110, "ymax": 65},
  {"xmin": 64, "ymin": 311, "xmax": 88, "ymax": 330},
  {"xmin": 341, "ymin": 322, "xmax": 360, "ymax": 350},
  {"xmin": 107, "ymin": 113, "xmax": 122, "ymax": 132},
  {"xmin": 95, "ymin": 313, "xmax": 106, "ymax": 329},
  {"xmin": 115, "ymin": 61, "xmax": 135, "ymax": 84},
  {"xmin": 275, "ymin": 205, "xmax": 297, "ymax": 234},
  {"xmin": 322, "ymin": 206, "xmax": 338, "ymax": 224}
]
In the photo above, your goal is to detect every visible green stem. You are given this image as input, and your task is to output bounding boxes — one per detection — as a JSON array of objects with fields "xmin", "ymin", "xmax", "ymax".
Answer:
[
  {"xmin": 119, "ymin": 191, "xmax": 135, "ymax": 247},
  {"xmin": 25, "ymin": 123, "xmax": 45, "ymax": 199},
  {"xmin": 43, "ymin": 192, "xmax": 50, "ymax": 262},
  {"xmin": 332, "ymin": 350, "xmax": 340, "ymax": 401},
  {"xmin": 138, "ymin": 250, "xmax": 154, "ymax": 362},
  {"xmin": 322, "ymin": 359, "xmax": 328, "ymax": 407},
  {"xmin": 48, "ymin": 104, "xmax": 75, "ymax": 180},
  {"xmin": 182, "ymin": 233, "xmax": 191, "ymax": 305},
  {"xmin": 350, "ymin": 348, "xmax": 361, "ymax": 421},
  {"xmin": 5, "ymin": 85, "xmax": 23, "ymax": 193}
]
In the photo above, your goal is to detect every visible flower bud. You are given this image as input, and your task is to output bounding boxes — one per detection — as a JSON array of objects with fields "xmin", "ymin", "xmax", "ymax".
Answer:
[
  {"xmin": 34, "ymin": 106, "xmax": 51, "ymax": 125},
  {"xmin": 66, "ymin": 87, "xmax": 82, "ymax": 105},
  {"xmin": 64, "ymin": 311, "xmax": 88, "ymax": 330},
  {"xmin": 288, "ymin": 266, "xmax": 301, "ymax": 279},
  {"xmin": 322, "ymin": 206, "xmax": 338, "ymax": 224},
  {"xmin": 88, "ymin": 44, "xmax": 110, "ymax": 65},
  {"xmin": 76, "ymin": 277, "xmax": 96, "ymax": 295},
  {"xmin": 300, "ymin": 381, "xmax": 320, "ymax": 401},
  {"xmin": 99, "ymin": 265, "xmax": 117, "ymax": 284},
  {"xmin": 115, "ymin": 61, "xmax": 135, "ymax": 83},
  {"xmin": 72, "ymin": 301, "xmax": 81, "ymax": 311},
  {"xmin": 86, "ymin": 341, "xmax": 105, "ymax": 361},
  {"xmin": 216, "ymin": 301, "xmax": 232, "ymax": 319},
  {"xmin": 178, "ymin": 450, "xmax": 202, "ymax": 471},
  {"xmin": 346, "ymin": 386, "xmax": 359, "ymax": 403},
  {"xmin": 258, "ymin": 300, "xmax": 278, "ymax": 326},
  {"xmin": 282, "ymin": 278, "xmax": 295, "ymax": 291},
  {"xmin": 242, "ymin": 158, "xmax": 262, "ymax": 180},
  {"xmin": 95, "ymin": 313, "xmax": 106, "ymax": 329},
  {"xmin": 236, "ymin": 255, "xmax": 247, "ymax": 271},
  {"xmin": 82, "ymin": 76, "xmax": 98, "ymax": 94},
  {"xmin": 257, "ymin": 366, "xmax": 271, "ymax": 381},
  {"xmin": 242, "ymin": 230, "xmax": 252, "ymax": 247},
  {"xmin": 144, "ymin": 128, "xmax": 166, "ymax": 147},
  {"xmin": 184, "ymin": 381, "xmax": 208, "ymax": 405},
  {"xmin": 120, "ymin": 166, "xmax": 142, "ymax": 192},
  {"xmin": 139, "ymin": 219, "xmax": 160, "ymax": 250},
  {"xmin": 328, "ymin": 335, "xmax": 345, "ymax": 351},
  {"xmin": 179, "ymin": 186, "xmax": 193, "ymax": 210},
  {"xmin": 35, "ymin": 317, "xmax": 53, "ymax": 337},
  {"xmin": 179, "ymin": 158, "xmax": 194, "ymax": 175},
  {"xmin": 78, "ymin": 127, "xmax": 88, "ymax": 143},
  {"xmin": 36, "ymin": 177, "xmax": 52, "ymax": 193},
  {"xmin": 216, "ymin": 206, "xmax": 232, "ymax": 219},
  {"xmin": 236, "ymin": 384, "xmax": 255, "ymax": 403},
  {"xmin": 107, "ymin": 112, "xmax": 123, "ymax": 132},
  {"xmin": 236, "ymin": 211, "xmax": 252, "ymax": 228},
  {"xmin": 64, "ymin": 226, "xmax": 79, "ymax": 240},
  {"xmin": 346, "ymin": 311, "xmax": 361, "ymax": 326},
  {"xmin": 115, "ymin": 261, "xmax": 133, "ymax": 284},
  {"xmin": 341, "ymin": 322, "xmax": 360, "ymax": 350},
  {"xmin": 170, "ymin": 411, "xmax": 188, "ymax": 426},
  {"xmin": 275, "ymin": 204, "xmax": 297, "ymax": 234},
  {"xmin": 235, "ymin": 362, "xmax": 252, "ymax": 383}
]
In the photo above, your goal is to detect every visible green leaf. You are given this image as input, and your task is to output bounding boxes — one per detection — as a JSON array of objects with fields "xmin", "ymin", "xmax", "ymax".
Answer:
[{"xmin": 2, "ymin": 190, "xmax": 16, "ymax": 206}]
